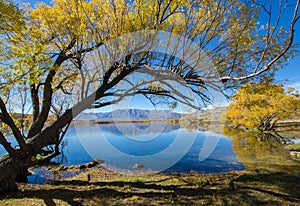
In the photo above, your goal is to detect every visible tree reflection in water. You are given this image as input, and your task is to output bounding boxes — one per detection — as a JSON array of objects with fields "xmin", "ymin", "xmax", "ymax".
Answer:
[{"xmin": 223, "ymin": 127, "xmax": 300, "ymax": 173}]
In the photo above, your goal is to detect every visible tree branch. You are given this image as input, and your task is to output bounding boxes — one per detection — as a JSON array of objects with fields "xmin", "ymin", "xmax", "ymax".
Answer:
[
  {"xmin": 0, "ymin": 97, "xmax": 28, "ymax": 151},
  {"xmin": 0, "ymin": 131, "xmax": 17, "ymax": 157},
  {"xmin": 220, "ymin": 0, "xmax": 300, "ymax": 81},
  {"xmin": 30, "ymin": 84, "xmax": 40, "ymax": 122},
  {"xmin": 27, "ymin": 39, "xmax": 77, "ymax": 138}
]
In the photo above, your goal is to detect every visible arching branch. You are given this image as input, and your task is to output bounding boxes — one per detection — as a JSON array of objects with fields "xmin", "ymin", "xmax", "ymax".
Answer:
[
  {"xmin": 220, "ymin": 0, "xmax": 300, "ymax": 81},
  {"xmin": 0, "ymin": 98, "xmax": 28, "ymax": 151},
  {"xmin": 0, "ymin": 131, "xmax": 17, "ymax": 157}
]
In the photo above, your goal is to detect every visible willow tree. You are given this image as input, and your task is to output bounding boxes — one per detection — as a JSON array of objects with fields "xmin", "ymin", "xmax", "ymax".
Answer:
[
  {"xmin": 0, "ymin": 0, "xmax": 299, "ymax": 192},
  {"xmin": 225, "ymin": 81, "xmax": 300, "ymax": 131}
]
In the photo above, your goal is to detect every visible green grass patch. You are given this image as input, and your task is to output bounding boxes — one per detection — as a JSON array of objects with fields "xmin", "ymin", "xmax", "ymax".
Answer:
[{"xmin": 1, "ymin": 169, "xmax": 300, "ymax": 205}]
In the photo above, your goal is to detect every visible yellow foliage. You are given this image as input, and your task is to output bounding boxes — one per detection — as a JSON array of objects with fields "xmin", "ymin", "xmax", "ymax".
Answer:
[{"xmin": 225, "ymin": 81, "xmax": 300, "ymax": 130}]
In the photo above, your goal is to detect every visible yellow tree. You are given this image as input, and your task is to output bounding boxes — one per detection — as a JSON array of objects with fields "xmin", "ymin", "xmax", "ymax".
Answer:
[{"xmin": 225, "ymin": 81, "xmax": 300, "ymax": 131}]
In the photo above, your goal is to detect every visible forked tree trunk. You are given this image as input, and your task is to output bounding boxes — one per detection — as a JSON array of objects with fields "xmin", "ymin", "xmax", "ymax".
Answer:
[
  {"xmin": 0, "ymin": 142, "xmax": 57, "ymax": 192},
  {"xmin": 0, "ymin": 111, "xmax": 73, "ymax": 193},
  {"xmin": 0, "ymin": 72, "xmax": 121, "ymax": 193}
]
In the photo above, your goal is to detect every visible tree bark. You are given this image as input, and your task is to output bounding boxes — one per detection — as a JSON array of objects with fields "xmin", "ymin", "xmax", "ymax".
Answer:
[
  {"xmin": 0, "ymin": 155, "xmax": 31, "ymax": 193},
  {"xmin": 0, "ymin": 130, "xmax": 60, "ymax": 193}
]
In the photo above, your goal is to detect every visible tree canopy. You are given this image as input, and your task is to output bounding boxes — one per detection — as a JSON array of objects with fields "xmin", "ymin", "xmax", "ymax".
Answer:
[
  {"xmin": 0, "ymin": 0, "xmax": 300, "ymax": 192},
  {"xmin": 225, "ymin": 81, "xmax": 300, "ymax": 130}
]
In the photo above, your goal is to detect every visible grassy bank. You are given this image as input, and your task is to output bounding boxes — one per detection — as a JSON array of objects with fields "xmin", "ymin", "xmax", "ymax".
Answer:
[{"xmin": 1, "ymin": 168, "xmax": 299, "ymax": 205}]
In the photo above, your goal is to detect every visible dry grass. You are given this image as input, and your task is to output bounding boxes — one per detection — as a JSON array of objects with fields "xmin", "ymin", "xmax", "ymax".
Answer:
[{"xmin": 1, "ymin": 168, "xmax": 300, "ymax": 205}]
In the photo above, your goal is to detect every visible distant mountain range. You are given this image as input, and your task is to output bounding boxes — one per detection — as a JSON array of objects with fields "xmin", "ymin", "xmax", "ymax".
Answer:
[{"xmin": 75, "ymin": 109, "xmax": 185, "ymax": 121}]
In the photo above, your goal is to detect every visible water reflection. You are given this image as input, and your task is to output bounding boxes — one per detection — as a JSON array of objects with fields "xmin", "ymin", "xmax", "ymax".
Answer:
[
  {"xmin": 37, "ymin": 122, "xmax": 244, "ymax": 174},
  {"xmin": 1, "ymin": 122, "xmax": 298, "ymax": 184},
  {"xmin": 75, "ymin": 122, "xmax": 214, "ymax": 173},
  {"xmin": 222, "ymin": 127, "xmax": 300, "ymax": 173}
]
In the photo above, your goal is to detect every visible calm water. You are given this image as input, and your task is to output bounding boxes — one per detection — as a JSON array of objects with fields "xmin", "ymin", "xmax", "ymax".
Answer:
[
  {"xmin": 2, "ymin": 122, "xmax": 298, "ymax": 183},
  {"xmin": 53, "ymin": 122, "xmax": 245, "ymax": 172},
  {"xmin": 0, "ymin": 122, "xmax": 300, "ymax": 183}
]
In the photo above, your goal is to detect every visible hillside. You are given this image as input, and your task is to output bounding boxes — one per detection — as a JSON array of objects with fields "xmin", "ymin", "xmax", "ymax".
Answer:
[{"xmin": 75, "ymin": 109, "xmax": 184, "ymax": 121}]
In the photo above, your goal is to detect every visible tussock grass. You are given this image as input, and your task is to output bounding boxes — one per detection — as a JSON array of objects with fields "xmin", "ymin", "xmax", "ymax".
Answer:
[{"xmin": 1, "ymin": 168, "xmax": 300, "ymax": 205}]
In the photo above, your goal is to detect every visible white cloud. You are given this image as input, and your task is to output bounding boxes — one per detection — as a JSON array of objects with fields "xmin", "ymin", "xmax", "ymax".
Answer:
[{"xmin": 287, "ymin": 81, "xmax": 300, "ymax": 92}]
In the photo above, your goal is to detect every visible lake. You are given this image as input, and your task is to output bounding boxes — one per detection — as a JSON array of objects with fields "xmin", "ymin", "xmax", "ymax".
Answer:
[
  {"xmin": 1, "ymin": 122, "xmax": 299, "ymax": 183},
  {"xmin": 56, "ymin": 122, "xmax": 244, "ymax": 171}
]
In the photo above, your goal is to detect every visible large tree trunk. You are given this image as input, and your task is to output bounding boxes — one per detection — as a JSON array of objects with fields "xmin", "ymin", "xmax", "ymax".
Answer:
[
  {"xmin": 15, "ymin": 168, "xmax": 30, "ymax": 183},
  {"xmin": 0, "ymin": 143, "xmax": 62, "ymax": 193},
  {"xmin": 0, "ymin": 144, "xmax": 56, "ymax": 193},
  {"xmin": 0, "ymin": 82, "xmax": 109, "ymax": 193},
  {"xmin": 0, "ymin": 111, "xmax": 73, "ymax": 193},
  {"xmin": 0, "ymin": 155, "xmax": 32, "ymax": 193}
]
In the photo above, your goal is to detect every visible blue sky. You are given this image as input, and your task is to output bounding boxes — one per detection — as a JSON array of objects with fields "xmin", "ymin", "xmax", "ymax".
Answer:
[
  {"xmin": 14, "ymin": 0, "xmax": 300, "ymax": 112},
  {"xmin": 276, "ymin": 56, "xmax": 300, "ymax": 92},
  {"xmin": 270, "ymin": 0, "xmax": 300, "ymax": 92}
]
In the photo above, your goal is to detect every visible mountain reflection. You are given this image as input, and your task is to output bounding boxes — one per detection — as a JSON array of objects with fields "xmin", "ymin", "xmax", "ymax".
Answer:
[
  {"xmin": 96, "ymin": 122, "xmax": 181, "ymax": 136},
  {"xmin": 222, "ymin": 127, "xmax": 300, "ymax": 173}
]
